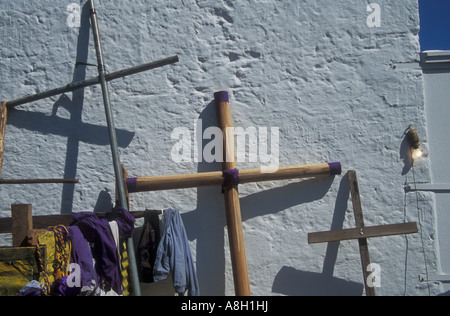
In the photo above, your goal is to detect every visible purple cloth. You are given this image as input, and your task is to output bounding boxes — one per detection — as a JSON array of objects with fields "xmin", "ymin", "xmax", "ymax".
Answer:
[
  {"xmin": 71, "ymin": 207, "xmax": 135, "ymax": 295},
  {"xmin": 106, "ymin": 207, "xmax": 135, "ymax": 238},
  {"xmin": 20, "ymin": 288, "xmax": 42, "ymax": 296},
  {"xmin": 50, "ymin": 276, "xmax": 81, "ymax": 296},
  {"xmin": 68, "ymin": 225, "xmax": 98, "ymax": 290}
]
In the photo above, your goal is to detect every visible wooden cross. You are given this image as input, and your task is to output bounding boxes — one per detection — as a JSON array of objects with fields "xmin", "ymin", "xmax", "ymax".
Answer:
[
  {"xmin": 123, "ymin": 91, "xmax": 342, "ymax": 296},
  {"xmin": 308, "ymin": 170, "xmax": 418, "ymax": 296}
]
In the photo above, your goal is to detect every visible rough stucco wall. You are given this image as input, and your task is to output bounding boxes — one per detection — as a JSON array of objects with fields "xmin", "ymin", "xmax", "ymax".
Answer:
[{"xmin": 0, "ymin": 0, "xmax": 440, "ymax": 295}]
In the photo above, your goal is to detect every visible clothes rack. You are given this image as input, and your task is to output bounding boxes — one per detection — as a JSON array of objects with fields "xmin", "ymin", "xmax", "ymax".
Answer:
[{"xmin": 0, "ymin": 204, "xmax": 162, "ymax": 296}]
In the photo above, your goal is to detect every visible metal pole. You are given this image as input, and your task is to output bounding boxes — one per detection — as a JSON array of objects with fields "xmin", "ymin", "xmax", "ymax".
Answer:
[
  {"xmin": 89, "ymin": 0, "xmax": 141, "ymax": 296},
  {"xmin": 4, "ymin": 55, "xmax": 178, "ymax": 108}
]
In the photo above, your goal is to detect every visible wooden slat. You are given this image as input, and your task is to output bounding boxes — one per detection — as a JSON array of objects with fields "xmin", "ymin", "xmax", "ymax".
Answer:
[
  {"xmin": 215, "ymin": 91, "xmax": 251, "ymax": 296},
  {"xmin": 0, "ymin": 246, "xmax": 42, "ymax": 262},
  {"xmin": 308, "ymin": 222, "xmax": 418, "ymax": 244},
  {"xmin": 348, "ymin": 170, "xmax": 375, "ymax": 296},
  {"xmin": 0, "ymin": 179, "xmax": 78, "ymax": 184},
  {"xmin": 0, "ymin": 210, "xmax": 154, "ymax": 234},
  {"xmin": 0, "ymin": 102, "xmax": 7, "ymax": 178},
  {"xmin": 128, "ymin": 163, "xmax": 339, "ymax": 193},
  {"xmin": 11, "ymin": 204, "xmax": 33, "ymax": 247},
  {"xmin": 116, "ymin": 164, "xmax": 129, "ymax": 207},
  {"xmin": 349, "ymin": 170, "xmax": 365, "ymax": 228}
]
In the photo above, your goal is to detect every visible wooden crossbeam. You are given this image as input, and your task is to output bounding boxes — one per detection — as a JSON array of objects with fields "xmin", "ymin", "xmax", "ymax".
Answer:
[
  {"xmin": 0, "ymin": 179, "xmax": 79, "ymax": 184},
  {"xmin": 308, "ymin": 222, "xmax": 418, "ymax": 244},
  {"xmin": 0, "ymin": 102, "xmax": 7, "ymax": 178},
  {"xmin": 307, "ymin": 170, "xmax": 418, "ymax": 296},
  {"xmin": 4, "ymin": 56, "xmax": 179, "ymax": 108},
  {"xmin": 0, "ymin": 207, "xmax": 151, "ymax": 235},
  {"xmin": 126, "ymin": 163, "xmax": 340, "ymax": 193}
]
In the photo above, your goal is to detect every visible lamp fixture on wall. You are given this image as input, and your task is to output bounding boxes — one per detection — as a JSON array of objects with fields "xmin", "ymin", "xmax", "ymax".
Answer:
[{"xmin": 406, "ymin": 125, "xmax": 423, "ymax": 161}]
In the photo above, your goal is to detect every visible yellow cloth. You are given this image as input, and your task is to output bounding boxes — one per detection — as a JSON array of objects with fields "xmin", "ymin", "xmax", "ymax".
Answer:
[
  {"xmin": 120, "ymin": 241, "xmax": 130, "ymax": 296},
  {"xmin": 0, "ymin": 247, "xmax": 40, "ymax": 296},
  {"xmin": 36, "ymin": 228, "xmax": 71, "ymax": 293}
]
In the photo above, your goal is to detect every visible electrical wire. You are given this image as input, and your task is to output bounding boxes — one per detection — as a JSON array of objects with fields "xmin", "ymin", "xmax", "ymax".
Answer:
[{"xmin": 411, "ymin": 153, "xmax": 431, "ymax": 296}]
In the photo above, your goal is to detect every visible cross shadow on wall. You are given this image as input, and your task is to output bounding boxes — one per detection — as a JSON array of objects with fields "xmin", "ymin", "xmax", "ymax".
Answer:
[
  {"xmin": 5, "ymin": 3, "xmax": 134, "ymax": 213},
  {"xmin": 180, "ymin": 101, "xmax": 362, "ymax": 295},
  {"xmin": 272, "ymin": 174, "xmax": 364, "ymax": 296}
]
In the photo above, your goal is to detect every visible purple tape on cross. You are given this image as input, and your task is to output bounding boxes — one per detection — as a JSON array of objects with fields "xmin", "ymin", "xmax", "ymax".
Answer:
[
  {"xmin": 214, "ymin": 91, "xmax": 229, "ymax": 103},
  {"xmin": 328, "ymin": 162, "xmax": 342, "ymax": 176},
  {"xmin": 126, "ymin": 178, "xmax": 138, "ymax": 193},
  {"xmin": 222, "ymin": 168, "xmax": 240, "ymax": 193}
]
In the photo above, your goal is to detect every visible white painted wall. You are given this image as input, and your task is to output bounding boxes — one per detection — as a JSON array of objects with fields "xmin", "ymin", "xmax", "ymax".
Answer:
[
  {"xmin": 0, "ymin": 0, "xmax": 441, "ymax": 295},
  {"xmin": 421, "ymin": 50, "xmax": 450, "ymax": 294}
]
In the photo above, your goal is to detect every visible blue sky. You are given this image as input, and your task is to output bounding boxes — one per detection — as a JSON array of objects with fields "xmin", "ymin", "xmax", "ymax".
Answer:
[{"xmin": 419, "ymin": 0, "xmax": 450, "ymax": 51}]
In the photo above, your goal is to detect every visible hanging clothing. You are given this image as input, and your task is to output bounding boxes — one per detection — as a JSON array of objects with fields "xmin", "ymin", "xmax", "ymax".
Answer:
[
  {"xmin": 18, "ymin": 207, "xmax": 134, "ymax": 296},
  {"xmin": 35, "ymin": 227, "xmax": 72, "ymax": 295},
  {"xmin": 153, "ymin": 208, "xmax": 199, "ymax": 296},
  {"xmin": 137, "ymin": 209, "xmax": 161, "ymax": 283},
  {"xmin": 67, "ymin": 225, "xmax": 98, "ymax": 293},
  {"xmin": 70, "ymin": 207, "xmax": 135, "ymax": 295}
]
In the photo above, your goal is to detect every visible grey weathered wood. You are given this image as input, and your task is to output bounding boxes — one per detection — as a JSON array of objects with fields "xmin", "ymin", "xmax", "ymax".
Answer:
[
  {"xmin": 308, "ymin": 222, "xmax": 418, "ymax": 244},
  {"xmin": 11, "ymin": 204, "xmax": 33, "ymax": 247}
]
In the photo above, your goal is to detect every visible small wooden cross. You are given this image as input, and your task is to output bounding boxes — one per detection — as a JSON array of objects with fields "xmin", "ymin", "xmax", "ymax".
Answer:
[
  {"xmin": 124, "ymin": 91, "xmax": 342, "ymax": 296},
  {"xmin": 308, "ymin": 170, "xmax": 418, "ymax": 296}
]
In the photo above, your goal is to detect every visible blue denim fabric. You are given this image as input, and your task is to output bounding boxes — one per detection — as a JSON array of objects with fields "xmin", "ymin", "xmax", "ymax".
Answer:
[{"xmin": 153, "ymin": 209, "xmax": 199, "ymax": 296}]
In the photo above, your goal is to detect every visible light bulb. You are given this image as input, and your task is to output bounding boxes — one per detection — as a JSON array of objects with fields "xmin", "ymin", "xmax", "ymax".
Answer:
[{"xmin": 411, "ymin": 148, "xmax": 423, "ymax": 160}]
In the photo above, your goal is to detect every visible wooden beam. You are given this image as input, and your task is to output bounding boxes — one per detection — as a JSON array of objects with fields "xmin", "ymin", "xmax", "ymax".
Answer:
[
  {"xmin": 0, "ymin": 210, "xmax": 155, "ymax": 234},
  {"xmin": 0, "ymin": 102, "xmax": 7, "ymax": 178},
  {"xmin": 0, "ymin": 179, "xmax": 79, "ymax": 184},
  {"xmin": 308, "ymin": 222, "xmax": 419, "ymax": 244},
  {"xmin": 215, "ymin": 91, "xmax": 251, "ymax": 296},
  {"xmin": 116, "ymin": 164, "xmax": 130, "ymax": 207},
  {"xmin": 348, "ymin": 170, "xmax": 375, "ymax": 296},
  {"xmin": 11, "ymin": 204, "xmax": 33, "ymax": 247},
  {"xmin": 126, "ymin": 162, "xmax": 341, "ymax": 193},
  {"xmin": 4, "ymin": 56, "xmax": 179, "ymax": 108},
  {"xmin": 0, "ymin": 246, "xmax": 43, "ymax": 263}
]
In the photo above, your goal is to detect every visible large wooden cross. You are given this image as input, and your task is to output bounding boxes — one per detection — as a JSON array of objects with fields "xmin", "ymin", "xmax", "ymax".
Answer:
[
  {"xmin": 123, "ymin": 91, "xmax": 342, "ymax": 296},
  {"xmin": 308, "ymin": 170, "xmax": 418, "ymax": 296}
]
